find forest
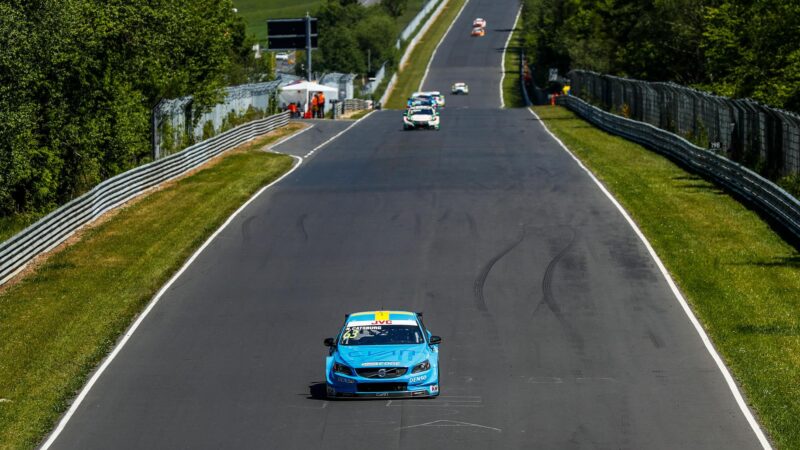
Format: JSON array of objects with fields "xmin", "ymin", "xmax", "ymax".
[
  {"xmin": 0, "ymin": 0, "xmax": 268, "ymax": 217},
  {"xmin": 521, "ymin": 0, "xmax": 800, "ymax": 112}
]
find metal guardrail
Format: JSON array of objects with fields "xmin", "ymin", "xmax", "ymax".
[
  {"xmin": 559, "ymin": 95, "xmax": 800, "ymax": 240},
  {"xmin": 568, "ymin": 70, "xmax": 800, "ymax": 178},
  {"xmin": 0, "ymin": 112, "xmax": 291, "ymax": 285}
]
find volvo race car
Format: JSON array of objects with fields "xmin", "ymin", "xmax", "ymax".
[
  {"xmin": 473, "ymin": 18, "xmax": 486, "ymax": 28},
  {"xmin": 451, "ymin": 82, "xmax": 469, "ymax": 95},
  {"xmin": 403, "ymin": 106, "xmax": 440, "ymax": 130},
  {"xmin": 407, "ymin": 96, "xmax": 437, "ymax": 110},
  {"xmin": 412, "ymin": 91, "xmax": 445, "ymax": 108},
  {"xmin": 471, "ymin": 27, "xmax": 485, "ymax": 37},
  {"xmin": 324, "ymin": 311, "xmax": 441, "ymax": 398}
]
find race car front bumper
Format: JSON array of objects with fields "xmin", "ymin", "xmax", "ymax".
[{"xmin": 326, "ymin": 371, "xmax": 439, "ymax": 399}]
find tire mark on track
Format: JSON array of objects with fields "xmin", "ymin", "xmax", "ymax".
[
  {"xmin": 241, "ymin": 216, "xmax": 257, "ymax": 244},
  {"xmin": 534, "ymin": 227, "xmax": 583, "ymax": 351},
  {"xmin": 296, "ymin": 213, "xmax": 309, "ymax": 242},
  {"xmin": 474, "ymin": 226, "xmax": 526, "ymax": 312},
  {"xmin": 465, "ymin": 212, "xmax": 478, "ymax": 238}
]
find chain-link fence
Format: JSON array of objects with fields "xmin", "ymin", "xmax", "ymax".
[
  {"xmin": 153, "ymin": 80, "xmax": 284, "ymax": 159},
  {"xmin": 568, "ymin": 70, "xmax": 800, "ymax": 179}
]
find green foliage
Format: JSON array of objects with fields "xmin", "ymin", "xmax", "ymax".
[
  {"xmin": 314, "ymin": 0, "xmax": 399, "ymax": 75},
  {"xmin": 383, "ymin": 0, "xmax": 409, "ymax": 17},
  {"xmin": 0, "ymin": 0, "xmax": 266, "ymax": 219},
  {"xmin": 521, "ymin": 0, "xmax": 800, "ymax": 111}
]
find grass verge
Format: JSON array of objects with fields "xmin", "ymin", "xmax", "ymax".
[
  {"xmin": 502, "ymin": 15, "xmax": 524, "ymax": 108},
  {"xmin": 385, "ymin": 0, "xmax": 467, "ymax": 109},
  {"xmin": 0, "ymin": 124, "xmax": 302, "ymax": 449},
  {"xmin": 533, "ymin": 105, "xmax": 800, "ymax": 448}
]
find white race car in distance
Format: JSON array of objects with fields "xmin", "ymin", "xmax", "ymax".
[
  {"xmin": 451, "ymin": 83, "xmax": 469, "ymax": 95},
  {"xmin": 404, "ymin": 106, "xmax": 440, "ymax": 130},
  {"xmin": 473, "ymin": 18, "xmax": 486, "ymax": 28}
]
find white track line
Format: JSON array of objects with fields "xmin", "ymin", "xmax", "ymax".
[
  {"xmin": 266, "ymin": 123, "xmax": 315, "ymax": 151},
  {"xmin": 304, "ymin": 111, "xmax": 377, "ymax": 158},
  {"xmin": 527, "ymin": 108, "xmax": 772, "ymax": 449},
  {"xmin": 418, "ymin": 0, "xmax": 470, "ymax": 91},
  {"xmin": 41, "ymin": 112, "xmax": 378, "ymax": 448},
  {"xmin": 499, "ymin": 7, "xmax": 523, "ymax": 108}
]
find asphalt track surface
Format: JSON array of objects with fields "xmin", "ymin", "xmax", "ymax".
[{"xmin": 50, "ymin": 0, "xmax": 764, "ymax": 448}]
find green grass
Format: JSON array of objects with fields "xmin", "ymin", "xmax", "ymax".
[
  {"xmin": 0, "ymin": 124, "xmax": 302, "ymax": 449},
  {"xmin": 234, "ymin": 0, "xmax": 426, "ymax": 41},
  {"xmin": 501, "ymin": 15, "xmax": 524, "ymax": 108},
  {"xmin": 0, "ymin": 213, "xmax": 43, "ymax": 244},
  {"xmin": 234, "ymin": 0, "xmax": 322, "ymax": 40},
  {"xmin": 533, "ymin": 105, "xmax": 800, "ymax": 449},
  {"xmin": 385, "ymin": 0, "xmax": 467, "ymax": 109}
]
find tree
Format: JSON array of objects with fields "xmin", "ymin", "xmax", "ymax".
[{"xmin": 383, "ymin": 0, "xmax": 408, "ymax": 18}]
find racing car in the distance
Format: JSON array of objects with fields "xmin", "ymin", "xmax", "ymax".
[
  {"xmin": 473, "ymin": 18, "xmax": 486, "ymax": 28},
  {"xmin": 403, "ymin": 106, "xmax": 440, "ymax": 130},
  {"xmin": 471, "ymin": 27, "xmax": 485, "ymax": 37},
  {"xmin": 324, "ymin": 311, "xmax": 441, "ymax": 398},
  {"xmin": 451, "ymin": 82, "xmax": 469, "ymax": 95}
]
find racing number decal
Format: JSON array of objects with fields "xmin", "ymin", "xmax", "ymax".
[
  {"xmin": 375, "ymin": 311, "xmax": 390, "ymax": 322},
  {"xmin": 342, "ymin": 327, "xmax": 359, "ymax": 342}
]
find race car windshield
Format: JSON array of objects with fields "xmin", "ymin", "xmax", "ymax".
[
  {"xmin": 413, "ymin": 109, "xmax": 434, "ymax": 116},
  {"xmin": 339, "ymin": 325, "xmax": 425, "ymax": 346}
]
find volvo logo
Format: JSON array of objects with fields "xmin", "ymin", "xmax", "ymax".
[{"xmin": 378, "ymin": 368, "xmax": 387, "ymax": 378}]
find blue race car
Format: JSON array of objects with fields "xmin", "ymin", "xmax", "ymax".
[{"xmin": 324, "ymin": 311, "xmax": 441, "ymax": 398}]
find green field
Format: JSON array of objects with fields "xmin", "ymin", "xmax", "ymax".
[
  {"xmin": 236, "ymin": 0, "xmax": 426, "ymax": 41},
  {"xmin": 234, "ymin": 0, "xmax": 322, "ymax": 39},
  {"xmin": 533, "ymin": 105, "xmax": 800, "ymax": 448}
]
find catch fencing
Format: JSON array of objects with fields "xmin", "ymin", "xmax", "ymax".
[
  {"xmin": 333, "ymin": 99, "xmax": 373, "ymax": 118},
  {"xmin": 559, "ymin": 95, "xmax": 800, "ymax": 241},
  {"xmin": 154, "ymin": 81, "xmax": 283, "ymax": 159},
  {"xmin": 397, "ymin": 0, "xmax": 442, "ymax": 49},
  {"xmin": 568, "ymin": 70, "xmax": 800, "ymax": 178},
  {"xmin": 0, "ymin": 112, "xmax": 291, "ymax": 286}
]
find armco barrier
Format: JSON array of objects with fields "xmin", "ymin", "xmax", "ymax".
[
  {"xmin": 559, "ymin": 96, "xmax": 800, "ymax": 240},
  {"xmin": 0, "ymin": 112, "xmax": 291, "ymax": 285}
]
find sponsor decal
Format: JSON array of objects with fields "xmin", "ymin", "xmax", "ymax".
[
  {"xmin": 409, "ymin": 375, "xmax": 427, "ymax": 383},
  {"xmin": 430, "ymin": 385, "xmax": 439, "ymax": 393},
  {"xmin": 362, "ymin": 361, "xmax": 402, "ymax": 367},
  {"xmin": 336, "ymin": 376, "xmax": 355, "ymax": 384},
  {"xmin": 371, "ymin": 320, "xmax": 392, "ymax": 325},
  {"xmin": 375, "ymin": 311, "xmax": 390, "ymax": 322}
]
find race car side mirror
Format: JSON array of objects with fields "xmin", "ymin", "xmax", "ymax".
[
  {"xmin": 324, "ymin": 337, "xmax": 335, "ymax": 347},
  {"xmin": 429, "ymin": 336, "xmax": 442, "ymax": 345}
]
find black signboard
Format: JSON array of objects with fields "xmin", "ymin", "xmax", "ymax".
[{"xmin": 267, "ymin": 18, "xmax": 318, "ymax": 50}]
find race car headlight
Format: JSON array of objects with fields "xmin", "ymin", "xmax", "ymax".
[
  {"xmin": 404, "ymin": 116, "xmax": 413, "ymax": 124},
  {"xmin": 333, "ymin": 362, "xmax": 353, "ymax": 376},
  {"xmin": 411, "ymin": 360, "xmax": 431, "ymax": 374}
]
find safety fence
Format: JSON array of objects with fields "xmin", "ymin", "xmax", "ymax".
[
  {"xmin": 0, "ymin": 112, "xmax": 291, "ymax": 285},
  {"xmin": 153, "ymin": 81, "xmax": 284, "ymax": 159},
  {"xmin": 568, "ymin": 70, "xmax": 800, "ymax": 179},
  {"xmin": 558, "ymin": 95, "xmax": 800, "ymax": 241},
  {"xmin": 397, "ymin": 0, "xmax": 442, "ymax": 49}
]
